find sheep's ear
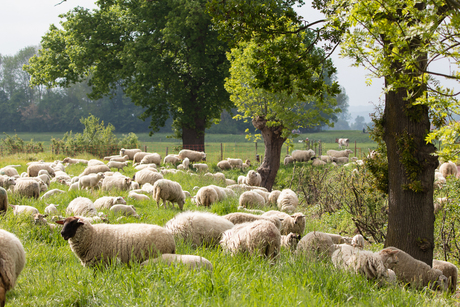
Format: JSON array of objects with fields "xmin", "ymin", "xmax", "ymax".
[
  {"xmin": 77, "ymin": 218, "xmax": 85, "ymax": 224},
  {"xmin": 43, "ymin": 214, "xmax": 48, "ymax": 218},
  {"xmin": 8, "ymin": 204, "xmax": 14, "ymax": 208},
  {"xmin": 55, "ymin": 220, "xmax": 64, "ymax": 225}
]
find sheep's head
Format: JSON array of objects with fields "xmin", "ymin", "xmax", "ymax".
[
  {"xmin": 56, "ymin": 216, "xmax": 86, "ymax": 240},
  {"xmin": 379, "ymin": 248, "xmax": 399, "ymax": 268}
]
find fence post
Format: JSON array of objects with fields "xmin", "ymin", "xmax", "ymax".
[
  {"xmin": 355, "ymin": 140, "xmax": 357, "ymax": 158},
  {"xmin": 220, "ymin": 143, "xmax": 223, "ymax": 161},
  {"xmin": 144, "ymin": 145, "xmax": 147, "ymax": 152},
  {"xmin": 166, "ymin": 147, "xmax": 168, "ymax": 157},
  {"xmin": 319, "ymin": 140, "xmax": 322, "ymax": 157}
]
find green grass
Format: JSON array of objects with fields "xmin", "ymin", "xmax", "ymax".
[{"xmin": 0, "ymin": 154, "xmax": 457, "ymax": 306}]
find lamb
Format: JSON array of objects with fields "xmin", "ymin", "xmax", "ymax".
[
  {"xmin": 66, "ymin": 197, "xmax": 98, "ymax": 217},
  {"xmin": 281, "ymin": 233, "xmax": 302, "ymax": 251},
  {"xmin": 291, "ymin": 149, "xmax": 316, "ymax": 162},
  {"xmin": 326, "ymin": 149, "xmax": 353, "ymax": 158},
  {"xmin": 243, "ymin": 170, "xmax": 262, "ymax": 187},
  {"xmin": 220, "ymin": 220, "xmax": 281, "ymax": 261},
  {"xmin": 268, "ymin": 190, "xmax": 281, "ymax": 205},
  {"xmin": 284, "ymin": 155, "xmax": 294, "ymax": 165},
  {"xmin": 80, "ymin": 165, "xmax": 110, "ymax": 176},
  {"xmin": 11, "ymin": 179, "xmax": 40, "ymax": 199},
  {"xmin": 192, "ymin": 163, "xmax": 208, "ymax": 173},
  {"xmin": 0, "ymin": 167, "xmax": 19, "ymax": 177},
  {"xmin": 78, "ymin": 172, "xmax": 105, "ymax": 191},
  {"xmin": 223, "ymin": 212, "xmax": 282, "ymax": 230},
  {"xmin": 432, "ymin": 259, "xmax": 458, "ymax": 293},
  {"xmin": 181, "ymin": 157, "xmax": 190, "ymax": 169},
  {"xmin": 239, "ymin": 191, "xmax": 266, "ymax": 208},
  {"xmin": 204, "ymin": 172, "xmax": 226, "ymax": 183},
  {"xmin": 332, "ymin": 157, "xmax": 349, "ymax": 165},
  {"xmin": 133, "ymin": 169, "xmax": 164, "ymax": 186},
  {"xmin": 320, "ymin": 155, "xmax": 333, "ymax": 163},
  {"xmin": 107, "ymin": 161, "xmax": 129, "ymax": 172},
  {"xmin": 0, "ymin": 229, "xmax": 26, "ymax": 307},
  {"xmin": 386, "ymin": 247, "xmax": 448, "ymax": 291},
  {"xmin": 164, "ymin": 154, "xmax": 181, "ymax": 165},
  {"xmin": 152, "ymin": 179, "xmax": 185, "ymax": 210},
  {"xmin": 434, "ymin": 171, "xmax": 446, "ymax": 189},
  {"xmin": 40, "ymin": 189, "xmax": 65, "ymax": 200},
  {"xmin": 9, "ymin": 204, "xmax": 39, "ymax": 216},
  {"xmin": 135, "ymin": 164, "xmax": 157, "ymax": 171},
  {"xmin": 165, "ymin": 211, "xmax": 234, "ymax": 247},
  {"xmin": 56, "ymin": 216, "xmax": 175, "ymax": 267},
  {"xmin": 141, "ymin": 254, "xmax": 213, "ymax": 271},
  {"xmin": 101, "ymin": 176, "xmax": 132, "ymax": 191},
  {"xmin": 87, "ymin": 159, "xmax": 105, "ymax": 167},
  {"xmin": 276, "ymin": 189, "xmax": 299, "ymax": 213},
  {"xmin": 94, "ymin": 196, "xmax": 127, "ymax": 210},
  {"xmin": 351, "ymin": 234, "xmax": 365, "ymax": 249},
  {"xmin": 336, "ymin": 138, "xmax": 349, "ymax": 149},
  {"xmin": 62, "ymin": 157, "xmax": 88, "ymax": 165},
  {"xmin": 311, "ymin": 157, "xmax": 327, "ymax": 166},
  {"xmin": 439, "ymin": 161, "xmax": 458, "ymax": 179},
  {"xmin": 33, "ymin": 213, "xmax": 57, "ymax": 230},
  {"xmin": 226, "ymin": 158, "xmax": 243, "ymax": 169},
  {"xmin": 44, "ymin": 204, "xmax": 59, "ymax": 215},
  {"xmin": 252, "ymin": 189, "xmax": 270, "ymax": 203},
  {"xmin": 195, "ymin": 186, "xmax": 219, "ymax": 207},
  {"xmin": 109, "ymin": 155, "xmax": 129, "ymax": 162},
  {"xmin": 128, "ymin": 190, "xmax": 151, "ymax": 201},
  {"xmin": 120, "ymin": 148, "xmax": 142, "ymax": 160},
  {"xmin": 140, "ymin": 153, "xmax": 162, "ymax": 165},
  {"xmin": 262, "ymin": 211, "xmax": 306, "ymax": 235},
  {"xmin": 110, "ymin": 204, "xmax": 140, "ymax": 218},
  {"xmin": 178, "ymin": 149, "xmax": 206, "ymax": 162},
  {"xmin": 27, "ymin": 163, "xmax": 56, "ymax": 177},
  {"xmin": 0, "ymin": 188, "xmax": 7, "ymax": 213},
  {"xmin": 217, "ymin": 160, "xmax": 232, "ymax": 170},
  {"xmin": 0, "ymin": 176, "xmax": 16, "ymax": 190},
  {"xmin": 225, "ymin": 179, "xmax": 236, "ymax": 185},
  {"xmin": 296, "ymin": 231, "xmax": 335, "ymax": 261}
]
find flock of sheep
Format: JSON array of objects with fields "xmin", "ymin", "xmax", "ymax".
[{"xmin": 0, "ymin": 145, "xmax": 458, "ymax": 305}]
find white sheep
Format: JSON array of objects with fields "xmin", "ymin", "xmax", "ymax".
[
  {"xmin": 311, "ymin": 157, "xmax": 327, "ymax": 166},
  {"xmin": 195, "ymin": 186, "xmax": 219, "ymax": 207},
  {"xmin": 62, "ymin": 157, "xmax": 88, "ymax": 165},
  {"xmin": 244, "ymin": 170, "xmax": 262, "ymax": 187},
  {"xmin": 140, "ymin": 153, "xmax": 162, "ymax": 165},
  {"xmin": 181, "ymin": 157, "xmax": 190, "ymax": 169},
  {"xmin": 101, "ymin": 176, "xmax": 132, "ymax": 191},
  {"xmin": 439, "ymin": 161, "xmax": 458, "ymax": 179},
  {"xmin": 239, "ymin": 191, "xmax": 266, "ymax": 208},
  {"xmin": 87, "ymin": 159, "xmax": 105, "ymax": 167},
  {"xmin": 9, "ymin": 204, "xmax": 39, "ymax": 216},
  {"xmin": 326, "ymin": 149, "xmax": 353, "ymax": 158},
  {"xmin": 110, "ymin": 204, "xmax": 140, "ymax": 218},
  {"xmin": 223, "ymin": 212, "xmax": 282, "ymax": 230},
  {"xmin": 320, "ymin": 155, "xmax": 333, "ymax": 163},
  {"xmin": 0, "ymin": 187, "xmax": 7, "ymax": 213},
  {"xmin": 120, "ymin": 148, "xmax": 142, "ymax": 160},
  {"xmin": 94, "ymin": 196, "xmax": 127, "ymax": 210},
  {"xmin": 0, "ymin": 229, "xmax": 26, "ymax": 307},
  {"xmin": 133, "ymin": 169, "xmax": 164, "ymax": 186},
  {"xmin": 11, "ymin": 179, "xmax": 40, "ymax": 199},
  {"xmin": 178, "ymin": 149, "xmax": 206, "ymax": 162},
  {"xmin": 0, "ymin": 176, "xmax": 16, "ymax": 190},
  {"xmin": 217, "ymin": 160, "xmax": 232, "ymax": 170},
  {"xmin": 291, "ymin": 149, "xmax": 316, "ymax": 162},
  {"xmin": 164, "ymin": 154, "xmax": 181, "ymax": 165},
  {"xmin": 332, "ymin": 157, "xmax": 349, "ymax": 165},
  {"xmin": 281, "ymin": 233, "xmax": 302, "ymax": 251},
  {"xmin": 66, "ymin": 197, "xmax": 98, "ymax": 217},
  {"xmin": 165, "ymin": 211, "xmax": 234, "ymax": 247},
  {"xmin": 268, "ymin": 190, "xmax": 281, "ymax": 205},
  {"xmin": 434, "ymin": 171, "xmax": 446, "ymax": 189},
  {"xmin": 226, "ymin": 158, "xmax": 243, "ymax": 169},
  {"xmin": 0, "ymin": 167, "xmax": 19, "ymax": 177},
  {"xmin": 192, "ymin": 163, "xmax": 208, "ymax": 173},
  {"xmin": 44, "ymin": 204, "xmax": 59, "ymax": 215},
  {"xmin": 27, "ymin": 163, "xmax": 56, "ymax": 177},
  {"xmin": 109, "ymin": 155, "xmax": 129, "ymax": 162},
  {"xmin": 16, "ymin": 177, "xmax": 48, "ymax": 193},
  {"xmin": 56, "ymin": 216, "xmax": 175, "ymax": 267},
  {"xmin": 78, "ymin": 172, "xmax": 105, "ymax": 191},
  {"xmin": 141, "ymin": 254, "xmax": 213, "ymax": 271},
  {"xmin": 33, "ymin": 213, "xmax": 57, "ymax": 230},
  {"xmin": 284, "ymin": 155, "xmax": 294, "ymax": 165},
  {"xmin": 152, "ymin": 179, "xmax": 185, "ymax": 210},
  {"xmin": 276, "ymin": 189, "xmax": 299, "ymax": 213},
  {"xmin": 220, "ymin": 220, "xmax": 281, "ymax": 261},
  {"xmin": 107, "ymin": 161, "xmax": 129, "ymax": 171},
  {"xmin": 336, "ymin": 138, "xmax": 349, "ymax": 149},
  {"xmin": 296, "ymin": 231, "xmax": 335, "ymax": 261},
  {"xmin": 135, "ymin": 164, "xmax": 157, "ymax": 171},
  {"xmin": 128, "ymin": 191, "xmax": 151, "ymax": 201},
  {"xmin": 262, "ymin": 211, "xmax": 306, "ymax": 235},
  {"xmin": 40, "ymin": 189, "xmax": 65, "ymax": 200},
  {"xmin": 80, "ymin": 165, "xmax": 110, "ymax": 176},
  {"xmin": 432, "ymin": 259, "xmax": 458, "ymax": 293}
]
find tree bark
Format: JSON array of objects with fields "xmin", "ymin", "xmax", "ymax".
[
  {"xmin": 383, "ymin": 86, "xmax": 438, "ymax": 265},
  {"xmin": 182, "ymin": 116, "xmax": 205, "ymax": 152},
  {"xmin": 253, "ymin": 116, "xmax": 286, "ymax": 191}
]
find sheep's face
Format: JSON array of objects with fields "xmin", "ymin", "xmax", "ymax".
[
  {"xmin": 57, "ymin": 217, "xmax": 85, "ymax": 240},
  {"xmin": 379, "ymin": 249, "xmax": 399, "ymax": 268},
  {"xmin": 116, "ymin": 197, "xmax": 127, "ymax": 205}
]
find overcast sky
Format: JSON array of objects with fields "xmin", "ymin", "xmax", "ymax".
[{"xmin": 2, "ymin": 1, "xmax": 456, "ymax": 111}]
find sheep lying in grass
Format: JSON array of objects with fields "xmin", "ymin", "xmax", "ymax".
[
  {"xmin": 152, "ymin": 179, "xmax": 185, "ymax": 210},
  {"xmin": 262, "ymin": 211, "xmax": 306, "ymax": 235},
  {"xmin": 432, "ymin": 259, "xmax": 458, "ymax": 293},
  {"xmin": 220, "ymin": 220, "xmax": 281, "ymax": 261},
  {"xmin": 326, "ymin": 149, "xmax": 353, "ymax": 158},
  {"xmin": 9, "ymin": 204, "xmax": 39, "ymax": 216},
  {"xmin": 343, "ymin": 248, "xmax": 400, "ymax": 282},
  {"xmin": 217, "ymin": 160, "xmax": 232, "ymax": 170},
  {"xmin": 239, "ymin": 191, "xmax": 266, "ymax": 208},
  {"xmin": 276, "ymin": 189, "xmax": 299, "ymax": 213},
  {"xmin": 165, "ymin": 211, "xmax": 234, "ymax": 247},
  {"xmin": 0, "ymin": 229, "xmax": 26, "ymax": 307},
  {"xmin": 296, "ymin": 231, "xmax": 335, "ymax": 261},
  {"xmin": 110, "ymin": 205, "xmax": 140, "ymax": 218},
  {"xmin": 33, "ymin": 213, "xmax": 57, "ymax": 230},
  {"xmin": 27, "ymin": 163, "xmax": 56, "ymax": 177},
  {"xmin": 44, "ymin": 204, "xmax": 59, "ymax": 215},
  {"xmin": 128, "ymin": 191, "xmax": 151, "ymax": 201},
  {"xmin": 223, "ymin": 212, "xmax": 281, "ymax": 230},
  {"xmin": 109, "ymin": 155, "xmax": 129, "ymax": 162},
  {"xmin": 281, "ymin": 233, "xmax": 302, "ymax": 251},
  {"xmin": 40, "ymin": 188, "xmax": 65, "ymax": 200},
  {"xmin": 227, "ymin": 158, "xmax": 243, "ymax": 169},
  {"xmin": 178, "ymin": 149, "xmax": 206, "ymax": 162},
  {"xmin": 141, "ymin": 254, "xmax": 213, "ymax": 271},
  {"xmin": 386, "ymin": 247, "xmax": 448, "ymax": 291},
  {"xmin": 0, "ymin": 187, "xmax": 8, "ymax": 213},
  {"xmin": 238, "ymin": 170, "xmax": 262, "ymax": 187},
  {"xmin": 133, "ymin": 169, "xmax": 164, "ymax": 186},
  {"xmin": 140, "ymin": 153, "xmax": 162, "ymax": 165},
  {"xmin": 66, "ymin": 197, "xmax": 98, "ymax": 217},
  {"xmin": 268, "ymin": 190, "xmax": 281, "ymax": 205},
  {"xmin": 101, "ymin": 176, "xmax": 132, "ymax": 191},
  {"xmin": 94, "ymin": 196, "xmax": 126, "ymax": 210},
  {"xmin": 63, "ymin": 157, "xmax": 89, "ymax": 165},
  {"xmin": 56, "ymin": 216, "xmax": 175, "ymax": 267}
]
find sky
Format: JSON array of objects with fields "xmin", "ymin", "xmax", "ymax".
[{"xmin": 1, "ymin": 1, "xmax": 457, "ymax": 118}]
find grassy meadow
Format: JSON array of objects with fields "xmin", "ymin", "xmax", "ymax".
[{"xmin": 0, "ymin": 146, "xmax": 459, "ymax": 306}]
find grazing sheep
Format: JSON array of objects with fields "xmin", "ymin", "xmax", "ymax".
[
  {"xmin": 220, "ymin": 220, "xmax": 281, "ymax": 261},
  {"xmin": 164, "ymin": 155, "xmax": 181, "ymax": 165},
  {"xmin": 152, "ymin": 179, "xmax": 185, "ymax": 210},
  {"xmin": 281, "ymin": 233, "xmax": 302, "ymax": 251},
  {"xmin": 225, "ymin": 179, "xmax": 236, "ymax": 186},
  {"xmin": 311, "ymin": 157, "xmax": 327, "ymax": 166},
  {"xmin": 66, "ymin": 197, "xmax": 98, "ymax": 217},
  {"xmin": 0, "ymin": 176, "xmax": 16, "ymax": 190},
  {"xmin": 80, "ymin": 165, "xmax": 110, "ymax": 176},
  {"xmin": 0, "ymin": 167, "xmax": 19, "ymax": 177},
  {"xmin": 432, "ymin": 259, "xmax": 458, "ymax": 293},
  {"xmin": 11, "ymin": 179, "xmax": 40, "ymax": 199},
  {"xmin": 336, "ymin": 138, "xmax": 349, "ymax": 149},
  {"xmin": 252, "ymin": 189, "xmax": 270, "ymax": 203},
  {"xmin": 56, "ymin": 216, "xmax": 175, "ymax": 267},
  {"xmin": 133, "ymin": 169, "xmax": 164, "ymax": 186},
  {"xmin": 87, "ymin": 159, "xmax": 105, "ymax": 167},
  {"xmin": 0, "ymin": 229, "xmax": 26, "ymax": 307},
  {"xmin": 27, "ymin": 163, "xmax": 56, "ymax": 178},
  {"xmin": 276, "ymin": 189, "xmax": 299, "ymax": 213},
  {"xmin": 326, "ymin": 149, "xmax": 353, "ymax": 158},
  {"xmin": 140, "ymin": 153, "xmax": 162, "ymax": 165},
  {"xmin": 296, "ymin": 231, "xmax": 335, "ymax": 261},
  {"xmin": 78, "ymin": 173, "xmax": 105, "ymax": 191},
  {"xmin": 62, "ymin": 157, "xmax": 88, "ymax": 165},
  {"xmin": 94, "ymin": 196, "xmax": 127, "ymax": 210},
  {"xmin": 195, "ymin": 186, "xmax": 219, "ymax": 207},
  {"xmin": 239, "ymin": 191, "xmax": 266, "ymax": 208},
  {"xmin": 0, "ymin": 187, "xmax": 7, "ymax": 214},
  {"xmin": 101, "ymin": 176, "xmax": 132, "ymax": 191},
  {"xmin": 107, "ymin": 161, "xmax": 129, "ymax": 172},
  {"xmin": 262, "ymin": 211, "xmax": 306, "ymax": 235},
  {"xmin": 120, "ymin": 148, "xmax": 142, "ymax": 160},
  {"xmin": 268, "ymin": 190, "xmax": 281, "ymax": 205},
  {"xmin": 9, "ymin": 204, "xmax": 39, "ymax": 216},
  {"xmin": 291, "ymin": 149, "xmax": 316, "ymax": 162},
  {"xmin": 109, "ymin": 155, "xmax": 129, "ymax": 162},
  {"xmin": 128, "ymin": 191, "xmax": 151, "ymax": 201},
  {"xmin": 141, "ymin": 254, "xmax": 213, "ymax": 271},
  {"xmin": 217, "ymin": 160, "xmax": 232, "ymax": 170},
  {"xmin": 44, "ymin": 204, "xmax": 59, "ymax": 215},
  {"xmin": 110, "ymin": 205, "xmax": 140, "ymax": 218},
  {"xmin": 439, "ymin": 161, "xmax": 458, "ymax": 179},
  {"xmin": 135, "ymin": 164, "xmax": 157, "ymax": 171},
  {"xmin": 386, "ymin": 247, "xmax": 448, "ymax": 291},
  {"xmin": 165, "ymin": 211, "xmax": 234, "ymax": 247},
  {"xmin": 178, "ymin": 149, "xmax": 206, "ymax": 162},
  {"xmin": 237, "ymin": 206, "xmax": 265, "ymax": 214},
  {"xmin": 16, "ymin": 177, "xmax": 48, "ymax": 193},
  {"xmin": 284, "ymin": 155, "xmax": 294, "ymax": 165},
  {"xmin": 192, "ymin": 163, "xmax": 208, "ymax": 173},
  {"xmin": 331, "ymin": 243, "xmax": 359, "ymax": 268},
  {"xmin": 223, "ymin": 212, "xmax": 281, "ymax": 230},
  {"xmin": 132, "ymin": 152, "xmax": 151, "ymax": 163},
  {"xmin": 320, "ymin": 155, "xmax": 333, "ymax": 163},
  {"xmin": 227, "ymin": 158, "xmax": 243, "ymax": 169},
  {"xmin": 40, "ymin": 189, "xmax": 65, "ymax": 200}
]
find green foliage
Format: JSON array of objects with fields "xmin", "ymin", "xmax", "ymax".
[
  {"xmin": 396, "ymin": 131, "xmax": 424, "ymax": 192},
  {"xmin": 1, "ymin": 133, "xmax": 44, "ymax": 154}
]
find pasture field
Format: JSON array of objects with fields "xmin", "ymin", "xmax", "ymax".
[{"xmin": 0, "ymin": 152, "xmax": 457, "ymax": 306}]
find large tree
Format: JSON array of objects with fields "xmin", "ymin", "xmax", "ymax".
[{"xmin": 25, "ymin": 0, "xmax": 232, "ymax": 150}]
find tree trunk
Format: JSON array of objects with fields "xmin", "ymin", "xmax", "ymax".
[
  {"xmin": 383, "ymin": 86, "xmax": 438, "ymax": 265},
  {"xmin": 252, "ymin": 116, "xmax": 286, "ymax": 191},
  {"xmin": 182, "ymin": 116, "xmax": 205, "ymax": 152}
]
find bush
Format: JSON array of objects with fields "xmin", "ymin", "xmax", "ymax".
[{"xmin": 1, "ymin": 133, "xmax": 44, "ymax": 154}]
